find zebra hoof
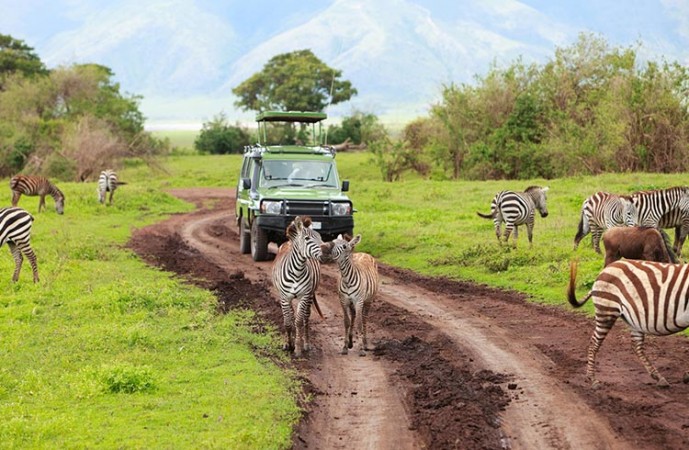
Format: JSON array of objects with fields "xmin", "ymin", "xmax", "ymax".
[
  {"xmin": 347, "ymin": 340, "xmax": 353, "ymax": 349},
  {"xmin": 358, "ymin": 349, "xmax": 366, "ymax": 357},
  {"xmin": 657, "ymin": 378, "xmax": 670, "ymax": 388},
  {"xmin": 340, "ymin": 348, "xmax": 348, "ymax": 355},
  {"xmin": 683, "ymin": 372, "xmax": 689, "ymax": 384},
  {"xmin": 589, "ymin": 379, "xmax": 601, "ymax": 390}
]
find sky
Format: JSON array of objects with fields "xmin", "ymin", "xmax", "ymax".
[{"xmin": 1, "ymin": 0, "xmax": 688, "ymax": 128}]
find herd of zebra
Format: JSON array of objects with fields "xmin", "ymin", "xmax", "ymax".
[
  {"xmin": 479, "ymin": 184, "xmax": 689, "ymax": 387},
  {"xmin": 0, "ymin": 170, "xmax": 125, "ymax": 284},
  {"xmin": 271, "ymin": 216, "xmax": 380, "ymax": 358}
]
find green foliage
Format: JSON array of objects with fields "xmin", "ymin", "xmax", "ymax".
[
  {"xmin": 0, "ymin": 34, "xmax": 48, "ymax": 88},
  {"xmin": 232, "ymin": 49, "xmax": 357, "ymax": 112},
  {"xmin": 415, "ymin": 33, "xmax": 689, "ymax": 180},
  {"xmin": 195, "ymin": 113, "xmax": 251, "ymax": 154},
  {"xmin": 100, "ymin": 364, "xmax": 156, "ymax": 394},
  {"xmin": 327, "ymin": 111, "xmax": 382, "ymax": 145}
]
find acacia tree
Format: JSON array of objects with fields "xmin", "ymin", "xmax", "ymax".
[{"xmin": 232, "ymin": 49, "xmax": 357, "ymax": 112}]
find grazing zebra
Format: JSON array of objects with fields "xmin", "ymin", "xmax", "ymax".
[
  {"xmin": 10, "ymin": 175, "xmax": 65, "ymax": 215},
  {"xmin": 0, "ymin": 207, "xmax": 39, "ymax": 283},
  {"xmin": 272, "ymin": 216, "xmax": 322, "ymax": 357},
  {"xmin": 98, "ymin": 170, "xmax": 125, "ymax": 205},
  {"xmin": 629, "ymin": 187, "xmax": 689, "ymax": 258},
  {"xmin": 573, "ymin": 192, "xmax": 637, "ymax": 253},
  {"xmin": 322, "ymin": 234, "xmax": 380, "ymax": 356},
  {"xmin": 477, "ymin": 186, "xmax": 549, "ymax": 246},
  {"xmin": 568, "ymin": 259, "xmax": 689, "ymax": 387}
]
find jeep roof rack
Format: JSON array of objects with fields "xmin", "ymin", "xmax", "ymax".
[{"xmin": 256, "ymin": 111, "xmax": 327, "ymax": 123}]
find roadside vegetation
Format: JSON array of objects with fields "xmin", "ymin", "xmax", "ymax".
[{"xmin": 0, "ymin": 165, "xmax": 299, "ymax": 448}]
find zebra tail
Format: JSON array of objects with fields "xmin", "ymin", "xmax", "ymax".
[
  {"xmin": 115, "ymin": 181, "xmax": 128, "ymax": 186},
  {"xmin": 476, "ymin": 211, "xmax": 493, "ymax": 219},
  {"xmin": 573, "ymin": 214, "xmax": 588, "ymax": 245},
  {"xmin": 659, "ymin": 228, "xmax": 679, "ymax": 263},
  {"xmin": 567, "ymin": 260, "xmax": 593, "ymax": 308},
  {"xmin": 312, "ymin": 295, "xmax": 325, "ymax": 320}
]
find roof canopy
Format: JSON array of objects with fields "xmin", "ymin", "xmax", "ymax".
[{"xmin": 256, "ymin": 111, "xmax": 327, "ymax": 123}]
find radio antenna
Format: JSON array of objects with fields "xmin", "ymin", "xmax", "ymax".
[{"xmin": 324, "ymin": 40, "xmax": 343, "ymax": 146}]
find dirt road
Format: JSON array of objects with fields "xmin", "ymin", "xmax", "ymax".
[{"xmin": 129, "ymin": 188, "xmax": 689, "ymax": 449}]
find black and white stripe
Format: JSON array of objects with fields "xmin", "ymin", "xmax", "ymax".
[
  {"xmin": 10, "ymin": 174, "xmax": 64, "ymax": 214},
  {"xmin": 0, "ymin": 207, "xmax": 39, "ymax": 283},
  {"xmin": 271, "ymin": 216, "xmax": 322, "ymax": 357},
  {"xmin": 477, "ymin": 185, "xmax": 549, "ymax": 246},
  {"xmin": 630, "ymin": 186, "xmax": 689, "ymax": 257},
  {"xmin": 568, "ymin": 259, "xmax": 689, "ymax": 387},
  {"xmin": 322, "ymin": 234, "xmax": 380, "ymax": 356},
  {"xmin": 573, "ymin": 192, "xmax": 636, "ymax": 253},
  {"xmin": 98, "ymin": 170, "xmax": 123, "ymax": 205}
]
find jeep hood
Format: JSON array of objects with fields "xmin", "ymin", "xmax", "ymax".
[{"xmin": 261, "ymin": 186, "xmax": 349, "ymax": 201}]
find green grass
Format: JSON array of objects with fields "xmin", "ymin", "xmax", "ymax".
[
  {"xmin": 151, "ymin": 130, "xmax": 200, "ymax": 153},
  {"xmin": 1, "ymin": 151, "xmax": 685, "ymax": 447},
  {"xmin": 0, "ymin": 175, "xmax": 298, "ymax": 448}
]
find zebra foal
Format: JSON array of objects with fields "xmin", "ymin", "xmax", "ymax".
[
  {"xmin": 98, "ymin": 170, "xmax": 126, "ymax": 205},
  {"xmin": 573, "ymin": 192, "xmax": 636, "ymax": 253},
  {"xmin": 10, "ymin": 174, "xmax": 65, "ymax": 215},
  {"xmin": 322, "ymin": 234, "xmax": 379, "ymax": 356},
  {"xmin": 0, "ymin": 207, "xmax": 39, "ymax": 283},
  {"xmin": 477, "ymin": 185, "xmax": 549, "ymax": 246},
  {"xmin": 271, "ymin": 216, "xmax": 322, "ymax": 357},
  {"xmin": 568, "ymin": 259, "xmax": 689, "ymax": 388}
]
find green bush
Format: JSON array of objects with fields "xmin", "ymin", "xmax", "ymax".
[{"xmin": 195, "ymin": 113, "xmax": 251, "ymax": 154}]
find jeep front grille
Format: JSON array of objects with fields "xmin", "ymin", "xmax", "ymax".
[{"xmin": 285, "ymin": 200, "xmax": 329, "ymax": 216}]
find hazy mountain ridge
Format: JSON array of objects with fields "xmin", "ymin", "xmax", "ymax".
[{"xmin": 1, "ymin": 0, "xmax": 687, "ymax": 125}]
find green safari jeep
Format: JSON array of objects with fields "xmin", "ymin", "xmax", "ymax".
[{"xmin": 235, "ymin": 111, "xmax": 354, "ymax": 261}]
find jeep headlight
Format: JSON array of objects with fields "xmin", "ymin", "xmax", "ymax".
[
  {"xmin": 331, "ymin": 202, "xmax": 351, "ymax": 216},
  {"xmin": 261, "ymin": 200, "xmax": 283, "ymax": 214}
]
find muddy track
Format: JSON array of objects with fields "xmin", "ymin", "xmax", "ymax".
[{"xmin": 129, "ymin": 188, "xmax": 689, "ymax": 449}]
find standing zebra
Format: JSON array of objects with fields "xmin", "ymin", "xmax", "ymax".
[
  {"xmin": 272, "ymin": 216, "xmax": 322, "ymax": 357},
  {"xmin": 573, "ymin": 192, "xmax": 637, "ymax": 253},
  {"xmin": 477, "ymin": 186, "xmax": 549, "ymax": 246},
  {"xmin": 98, "ymin": 170, "xmax": 126, "ymax": 205},
  {"xmin": 10, "ymin": 175, "xmax": 65, "ymax": 215},
  {"xmin": 322, "ymin": 234, "xmax": 380, "ymax": 356},
  {"xmin": 568, "ymin": 259, "xmax": 689, "ymax": 387},
  {"xmin": 657, "ymin": 208, "xmax": 689, "ymax": 256},
  {"xmin": 0, "ymin": 207, "xmax": 39, "ymax": 283}
]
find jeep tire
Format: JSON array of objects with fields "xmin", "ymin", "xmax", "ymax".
[
  {"xmin": 239, "ymin": 217, "xmax": 251, "ymax": 254},
  {"xmin": 251, "ymin": 220, "xmax": 269, "ymax": 261}
]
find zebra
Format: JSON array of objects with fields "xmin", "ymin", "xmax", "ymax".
[
  {"xmin": 322, "ymin": 234, "xmax": 380, "ymax": 356},
  {"xmin": 629, "ymin": 186, "xmax": 689, "ymax": 258},
  {"xmin": 0, "ymin": 207, "xmax": 39, "ymax": 283},
  {"xmin": 476, "ymin": 185, "xmax": 549, "ymax": 246},
  {"xmin": 271, "ymin": 215, "xmax": 322, "ymax": 357},
  {"xmin": 98, "ymin": 170, "xmax": 126, "ymax": 205},
  {"xmin": 10, "ymin": 175, "xmax": 65, "ymax": 215},
  {"xmin": 568, "ymin": 259, "xmax": 689, "ymax": 388},
  {"xmin": 573, "ymin": 192, "xmax": 637, "ymax": 253},
  {"xmin": 657, "ymin": 208, "xmax": 689, "ymax": 257}
]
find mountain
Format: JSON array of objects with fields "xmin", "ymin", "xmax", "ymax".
[{"xmin": 1, "ymin": 0, "xmax": 687, "ymax": 127}]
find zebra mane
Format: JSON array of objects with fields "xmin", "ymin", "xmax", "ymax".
[{"xmin": 524, "ymin": 185, "xmax": 543, "ymax": 193}]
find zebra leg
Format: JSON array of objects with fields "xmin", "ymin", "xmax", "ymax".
[
  {"xmin": 585, "ymin": 315, "xmax": 617, "ymax": 388},
  {"xmin": 19, "ymin": 242, "xmax": 39, "ymax": 283},
  {"xmin": 293, "ymin": 299, "xmax": 310, "ymax": 358},
  {"xmin": 355, "ymin": 300, "xmax": 370, "ymax": 356},
  {"xmin": 280, "ymin": 299, "xmax": 295, "ymax": 353},
  {"xmin": 340, "ymin": 298, "xmax": 352, "ymax": 354},
  {"xmin": 39, "ymin": 195, "xmax": 46, "ymax": 212},
  {"xmin": 503, "ymin": 224, "xmax": 514, "ymax": 246},
  {"xmin": 526, "ymin": 223, "xmax": 535, "ymax": 247},
  {"xmin": 109, "ymin": 190, "xmax": 114, "ymax": 205},
  {"xmin": 493, "ymin": 219, "xmax": 502, "ymax": 243},
  {"xmin": 630, "ymin": 330, "xmax": 669, "ymax": 387},
  {"xmin": 8, "ymin": 242, "xmax": 23, "ymax": 282},
  {"xmin": 302, "ymin": 298, "xmax": 313, "ymax": 352},
  {"xmin": 11, "ymin": 191, "xmax": 20, "ymax": 207},
  {"xmin": 592, "ymin": 226, "xmax": 603, "ymax": 254}
]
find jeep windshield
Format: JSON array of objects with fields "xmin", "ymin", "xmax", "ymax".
[{"xmin": 260, "ymin": 160, "xmax": 338, "ymax": 188}]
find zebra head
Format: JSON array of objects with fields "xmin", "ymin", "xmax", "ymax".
[
  {"xmin": 322, "ymin": 234, "xmax": 361, "ymax": 264},
  {"xmin": 619, "ymin": 196, "xmax": 638, "ymax": 226},
  {"xmin": 527, "ymin": 186, "xmax": 549, "ymax": 218},
  {"xmin": 55, "ymin": 194, "xmax": 65, "ymax": 215},
  {"xmin": 287, "ymin": 216, "xmax": 322, "ymax": 260}
]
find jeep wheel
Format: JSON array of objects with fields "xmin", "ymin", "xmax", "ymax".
[
  {"xmin": 251, "ymin": 221, "xmax": 269, "ymax": 261},
  {"xmin": 239, "ymin": 218, "xmax": 251, "ymax": 254}
]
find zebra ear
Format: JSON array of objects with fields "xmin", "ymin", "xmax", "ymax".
[
  {"xmin": 350, "ymin": 234, "xmax": 362, "ymax": 246},
  {"xmin": 542, "ymin": 186, "xmax": 550, "ymax": 192},
  {"xmin": 337, "ymin": 234, "xmax": 343, "ymax": 240}
]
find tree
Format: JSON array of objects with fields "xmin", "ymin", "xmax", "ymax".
[
  {"xmin": 0, "ymin": 34, "xmax": 48, "ymax": 89},
  {"xmin": 232, "ymin": 49, "xmax": 357, "ymax": 113},
  {"xmin": 195, "ymin": 113, "xmax": 251, "ymax": 154}
]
